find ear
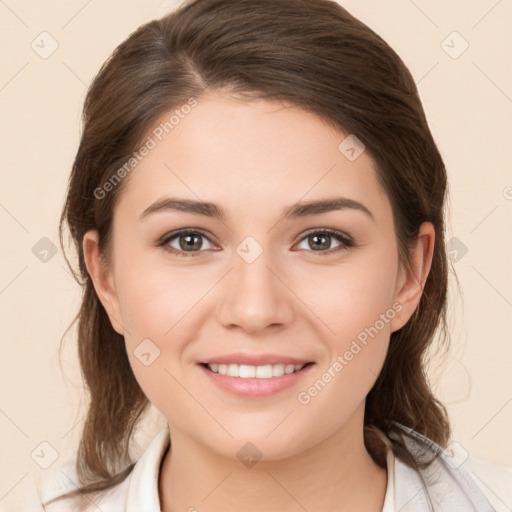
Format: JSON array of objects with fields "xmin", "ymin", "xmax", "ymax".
[
  {"xmin": 82, "ymin": 230, "xmax": 125, "ymax": 335},
  {"xmin": 390, "ymin": 222, "xmax": 435, "ymax": 333}
]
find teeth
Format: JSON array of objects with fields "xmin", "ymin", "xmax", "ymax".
[{"xmin": 207, "ymin": 363, "xmax": 306, "ymax": 378}]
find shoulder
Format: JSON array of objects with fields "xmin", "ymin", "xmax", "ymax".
[
  {"xmin": 0, "ymin": 462, "xmax": 129, "ymax": 512},
  {"xmin": 39, "ymin": 462, "xmax": 131, "ymax": 512},
  {"xmin": 462, "ymin": 454, "xmax": 512, "ymax": 512},
  {"xmin": 38, "ymin": 426, "xmax": 170, "ymax": 512},
  {"xmin": 381, "ymin": 423, "xmax": 512, "ymax": 511}
]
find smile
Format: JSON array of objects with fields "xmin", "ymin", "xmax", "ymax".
[
  {"xmin": 205, "ymin": 363, "xmax": 307, "ymax": 378},
  {"xmin": 198, "ymin": 361, "xmax": 314, "ymax": 397}
]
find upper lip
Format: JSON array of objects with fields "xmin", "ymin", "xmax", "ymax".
[{"xmin": 200, "ymin": 353, "xmax": 313, "ymax": 366}]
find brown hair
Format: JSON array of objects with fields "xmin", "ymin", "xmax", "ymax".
[{"xmin": 49, "ymin": 0, "xmax": 450, "ymax": 507}]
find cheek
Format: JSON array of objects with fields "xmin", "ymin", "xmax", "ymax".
[
  {"xmin": 333, "ymin": 268, "xmax": 398, "ymax": 348},
  {"xmin": 293, "ymin": 270, "xmax": 398, "ymax": 441},
  {"xmin": 301, "ymin": 245, "xmax": 399, "ymax": 347},
  {"xmin": 112, "ymin": 258, "xmax": 216, "ymax": 406},
  {"xmin": 114, "ymin": 254, "xmax": 210, "ymax": 338},
  {"xmin": 296, "ymin": 248, "xmax": 398, "ymax": 400}
]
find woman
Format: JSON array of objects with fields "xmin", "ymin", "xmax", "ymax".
[{"xmin": 35, "ymin": 0, "xmax": 511, "ymax": 510}]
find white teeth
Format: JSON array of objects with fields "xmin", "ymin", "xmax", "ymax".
[
  {"xmin": 284, "ymin": 364, "xmax": 295, "ymax": 374},
  {"xmin": 239, "ymin": 365, "xmax": 256, "ymax": 378},
  {"xmin": 272, "ymin": 364, "xmax": 285, "ymax": 377},
  {"xmin": 256, "ymin": 365, "xmax": 273, "ymax": 378},
  {"xmin": 206, "ymin": 362, "xmax": 306, "ymax": 378},
  {"xmin": 227, "ymin": 364, "xmax": 239, "ymax": 377}
]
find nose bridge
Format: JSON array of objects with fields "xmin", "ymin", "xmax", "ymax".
[{"xmin": 217, "ymin": 237, "xmax": 294, "ymax": 333}]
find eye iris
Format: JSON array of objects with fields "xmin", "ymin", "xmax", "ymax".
[
  {"xmin": 310, "ymin": 233, "xmax": 330, "ymax": 251},
  {"xmin": 180, "ymin": 233, "xmax": 202, "ymax": 251}
]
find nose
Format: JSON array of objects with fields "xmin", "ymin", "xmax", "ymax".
[{"xmin": 217, "ymin": 249, "xmax": 295, "ymax": 335}]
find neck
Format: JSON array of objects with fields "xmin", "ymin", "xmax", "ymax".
[{"xmin": 159, "ymin": 416, "xmax": 388, "ymax": 512}]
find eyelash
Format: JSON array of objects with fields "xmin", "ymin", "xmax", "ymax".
[{"xmin": 157, "ymin": 228, "xmax": 355, "ymax": 258}]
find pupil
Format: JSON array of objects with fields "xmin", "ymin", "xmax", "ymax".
[
  {"xmin": 311, "ymin": 234, "xmax": 330, "ymax": 250},
  {"xmin": 180, "ymin": 234, "xmax": 201, "ymax": 251}
]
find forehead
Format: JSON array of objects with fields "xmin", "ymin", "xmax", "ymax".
[{"xmin": 116, "ymin": 91, "xmax": 391, "ymax": 222}]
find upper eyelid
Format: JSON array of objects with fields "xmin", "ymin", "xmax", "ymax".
[
  {"xmin": 298, "ymin": 227, "xmax": 352, "ymax": 240},
  {"xmin": 159, "ymin": 227, "xmax": 212, "ymax": 241}
]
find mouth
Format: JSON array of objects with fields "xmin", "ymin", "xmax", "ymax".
[
  {"xmin": 200, "ymin": 362, "xmax": 313, "ymax": 378},
  {"xmin": 198, "ymin": 359, "xmax": 315, "ymax": 397}
]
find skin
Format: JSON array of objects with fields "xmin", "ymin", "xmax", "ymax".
[{"xmin": 83, "ymin": 90, "xmax": 434, "ymax": 512}]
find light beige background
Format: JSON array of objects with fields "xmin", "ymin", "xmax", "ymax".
[{"xmin": 1, "ymin": 0, "xmax": 511, "ymax": 509}]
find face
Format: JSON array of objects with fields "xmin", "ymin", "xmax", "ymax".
[{"xmin": 84, "ymin": 90, "xmax": 432, "ymax": 461}]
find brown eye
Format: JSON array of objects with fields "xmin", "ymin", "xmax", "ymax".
[
  {"xmin": 176, "ymin": 233, "xmax": 204, "ymax": 251},
  {"xmin": 295, "ymin": 229, "xmax": 353, "ymax": 254},
  {"xmin": 159, "ymin": 229, "xmax": 215, "ymax": 257},
  {"xmin": 306, "ymin": 233, "xmax": 332, "ymax": 251}
]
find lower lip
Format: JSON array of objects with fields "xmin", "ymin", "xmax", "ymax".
[{"xmin": 198, "ymin": 364, "xmax": 314, "ymax": 397}]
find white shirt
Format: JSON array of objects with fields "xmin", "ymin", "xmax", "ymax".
[{"xmin": 23, "ymin": 424, "xmax": 512, "ymax": 512}]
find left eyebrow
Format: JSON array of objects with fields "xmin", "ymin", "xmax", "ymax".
[
  {"xmin": 139, "ymin": 196, "xmax": 375, "ymax": 222},
  {"xmin": 283, "ymin": 197, "xmax": 375, "ymax": 222}
]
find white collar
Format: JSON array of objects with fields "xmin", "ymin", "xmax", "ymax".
[
  {"xmin": 123, "ymin": 424, "xmax": 498, "ymax": 512},
  {"xmin": 125, "ymin": 426, "xmax": 396, "ymax": 512},
  {"xmin": 125, "ymin": 428, "xmax": 169, "ymax": 511}
]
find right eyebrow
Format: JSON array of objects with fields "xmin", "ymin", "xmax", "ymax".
[{"xmin": 139, "ymin": 197, "xmax": 225, "ymax": 221}]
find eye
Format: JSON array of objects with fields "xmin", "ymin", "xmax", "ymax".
[
  {"xmin": 158, "ymin": 228, "xmax": 217, "ymax": 257},
  {"xmin": 158, "ymin": 227, "xmax": 354, "ymax": 258},
  {"xmin": 294, "ymin": 228, "xmax": 353, "ymax": 255}
]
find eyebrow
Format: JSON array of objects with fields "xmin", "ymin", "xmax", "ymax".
[{"xmin": 139, "ymin": 196, "xmax": 374, "ymax": 222}]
